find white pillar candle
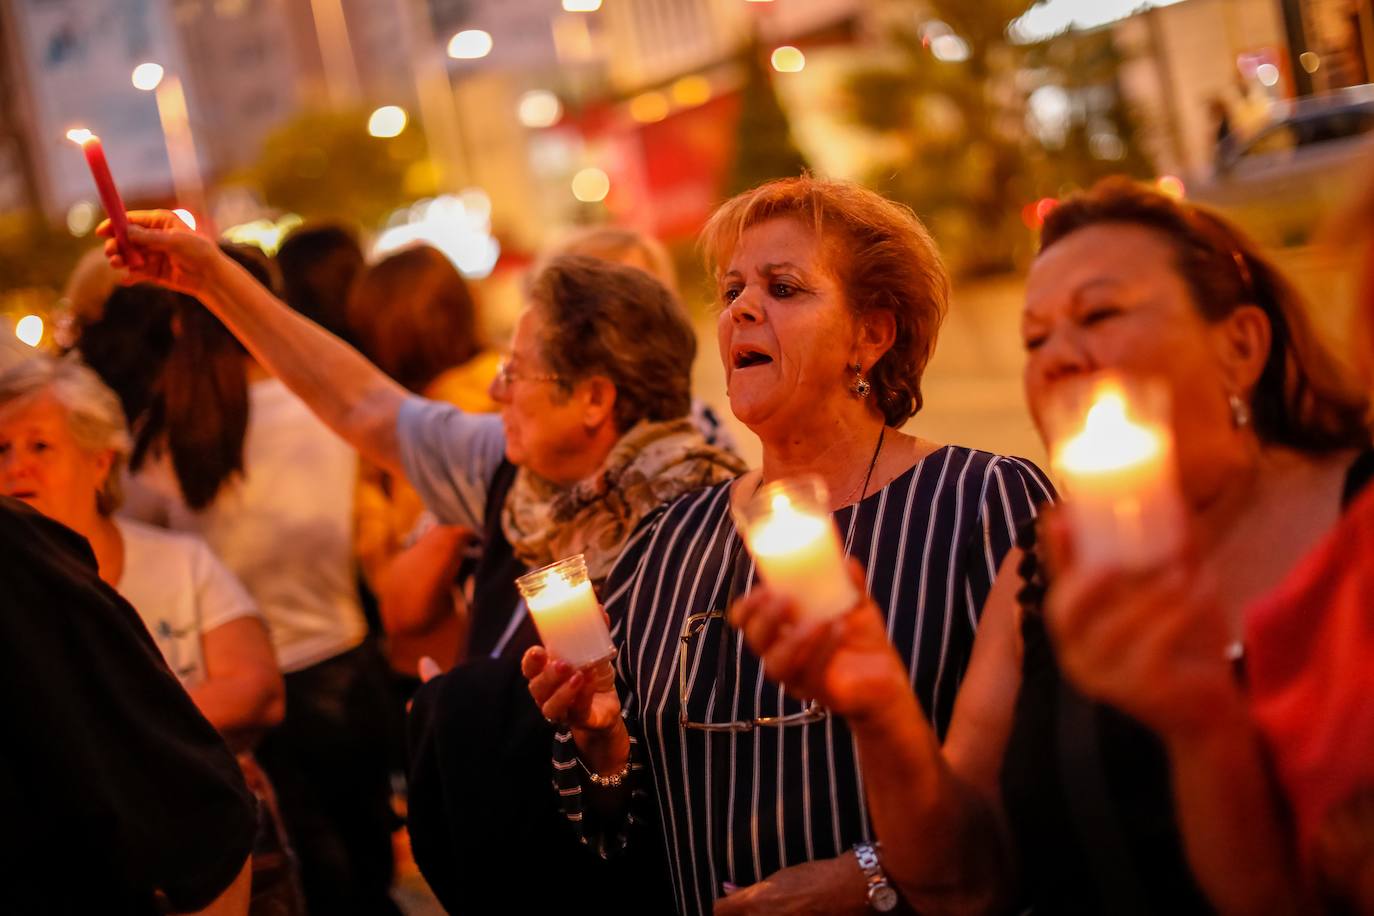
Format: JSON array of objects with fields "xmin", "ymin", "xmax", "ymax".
[
  {"xmin": 1051, "ymin": 380, "xmax": 1185, "ymax": 570},
  {"xmin": 516, "ymin": 555, "xmax": 615, "ymax": 670},
  {"xmin": 739, "ymin": 477, "xmax": 860, "ymax": 623}
]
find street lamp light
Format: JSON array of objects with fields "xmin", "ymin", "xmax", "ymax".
[
  {"xmin": 132, "ymin": 63, "xmax": 208, "ymax": 229},
  {"xmin": 131, "ymin": 62, "xmax": 165, "ymax": 91},
  {"xmin": 447, "ymin": 29, "xmax": 493, "ymax": 59},
  {"xmin": 368, "ymin": 105, "xmax": 409, "ymax": 138}
]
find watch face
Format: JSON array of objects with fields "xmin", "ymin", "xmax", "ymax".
[{"xmin": 871, "ymin": 884, "xmax": 900, "ymax": 912}]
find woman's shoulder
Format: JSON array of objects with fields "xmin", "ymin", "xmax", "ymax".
[
  {"xmin": 894, "ymin": 444, "xmax": 1055, "ymax": 506},
  {"xmin": 603, "ymin": 479, "xmax": 737, "ymax": 593},
  {"xmin": 116, "ymin": 516, "xmax": 206, "ymax": 558}
]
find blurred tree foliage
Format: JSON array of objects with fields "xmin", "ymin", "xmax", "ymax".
[
  {"xmin": 0, "ymin": 211, "xmax": 92, "ymax": 298},
  {"xmin": 233, "ymin": 108, "xmax": 434, "ymax": 228},
  {"xmin": 846, "ymin": 0, "xmax": 1152, "ymax": 276},
  {"xmin": 726, "ymin": 42, "xmax": 810, "ymax": 198}
]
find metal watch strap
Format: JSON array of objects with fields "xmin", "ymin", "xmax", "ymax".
[{"xmin": 853, "ymin": 842, "xmax": 899, "ymax": 912}]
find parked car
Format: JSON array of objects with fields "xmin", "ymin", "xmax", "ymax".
[{"xmin": 1193, "ymin": 84, "xmax": 1374, "ymax": 247}]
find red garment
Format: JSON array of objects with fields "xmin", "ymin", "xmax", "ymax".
[{"xmin": 1246, "ymin": 482, "xmax": 1374, "ymax": 866}]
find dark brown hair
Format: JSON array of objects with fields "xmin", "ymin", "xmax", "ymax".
[
  {"xmin": 528, "ymin": 255, "xmax": 695, "ymax": 432},
  {"xmin": 76, "ymin": 283, "xmax": 177, "ymax": 424},
  {"xmin": 699, "ymin": 175, "xmax": 949, "ymax": 427},
  {"xmin": 131, "ymin": 245, "xmax": 276, "ymax": 509},
  {"xmin": 346, "ymin": 246, "xmax": 483, "ymax": 393},
  {"xmin": 1041, "ymin": 177, "xmax": 1370, "ymax": 452},
  {"xmin": 276, "ymin": 224, "xmax": 365, "ymax": 343}
]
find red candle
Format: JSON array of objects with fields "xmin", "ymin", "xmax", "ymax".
[{"xmin": 66, "ymin": 128, "xmax": 140, "ymax": 267}]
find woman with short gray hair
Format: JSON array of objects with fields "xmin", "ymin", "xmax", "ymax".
[{"xmin": 0, "ymin": 355, "xmax": 284, "ymax": 745}]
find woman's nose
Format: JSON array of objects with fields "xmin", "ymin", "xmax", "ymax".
[
  {"xmin": 728, "ymin": 290, "xmax": 764, "ymax": 325},
  {"xmin": 1032, "ymin": 327, "xmax": 1094, "ymax": 384},
  {"xmin": 0, "ymin": 451, "xmax": 32, "ymax": 481}
]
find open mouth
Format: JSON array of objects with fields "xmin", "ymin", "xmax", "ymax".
[{"xmin": 732, "ymin": 347, "xmax": 774, "ymax": 370}]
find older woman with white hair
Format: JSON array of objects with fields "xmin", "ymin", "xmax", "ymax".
[{"xmin": 0, "ymin": 356, "xmax": 284, "ymax": 746}]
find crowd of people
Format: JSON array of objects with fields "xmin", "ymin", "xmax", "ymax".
[{"xmin": 0, "ymin": 165, "xmax": 1369, "ymax": 915}]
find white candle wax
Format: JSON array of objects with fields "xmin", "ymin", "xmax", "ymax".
[
  {"xmin": 747, "ymin": 494, "xmax": 859, "ymax": 622},
  {"xmin": 525, "ymin": 572, "xmax": 614, "ymax": 668},
  {"xmin": 1055, "ymin": 390, "xmax": 1183, "ymax": 570}
]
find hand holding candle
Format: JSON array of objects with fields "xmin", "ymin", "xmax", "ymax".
[
  {"xmin": 1048, "ymin": 376, "xmax": 1185, "ymax": 571},
  {"xmin": 66, "ymin": 129, "xmax": 140, "ymax": 269},
  {"xmin": 516, "ymin": 555, "xmax": 615, "ymax": 690},
  {"xmin": 738, "ymin": 476, "xmax": 860, "ymax": 622}
]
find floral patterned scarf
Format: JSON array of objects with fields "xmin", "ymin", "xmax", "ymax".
[{"xmin": 502, "ymin": 418, "xmax": 746, "ymax": 583}]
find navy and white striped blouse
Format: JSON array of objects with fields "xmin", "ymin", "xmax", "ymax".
[{"xmin": 554, "ymin": 446, "xmax": 1054, "ymax": 915}]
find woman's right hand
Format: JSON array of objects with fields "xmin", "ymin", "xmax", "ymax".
[
  {"xmin": 522, "ymin": 646, "xmax": 624, "ymax": 735},
  {"xmin": 730, "ymin": 559, "xmax": 915, "ymax": 731},
  {"xmin": 97, "ymin": 210, "xmax": 225, "ymax": 298}
]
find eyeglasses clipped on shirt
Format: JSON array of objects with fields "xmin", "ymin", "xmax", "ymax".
[{"xmin": 678, "ymin": 608, "xmax": 828, "ymax": 732}]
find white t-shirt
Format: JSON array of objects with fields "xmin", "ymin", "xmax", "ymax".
[
  {"xmin": 122, "ymin": 378, "xmax": 367, "ymax": 673},
  {"xmin": 115, "ymin": 517, "xmax": 262, "ymax": 688}
]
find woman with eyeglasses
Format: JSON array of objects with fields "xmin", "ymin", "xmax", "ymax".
[
  {"xmin": 520, "ymin": 177, "xmax": 1054, "ymax": 915},
  {"xmin": 100, "ymin": 218, "xmax": 743, "ymax": 912},
  {"xmin": 733, "ymin": 179, "xmax": 1373, "ymax": 915}
]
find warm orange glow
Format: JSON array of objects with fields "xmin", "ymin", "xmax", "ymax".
[
  {"xmin": 1056, "ymin": 389, "xmax": 1162, "ymax": 474},
  {"xmin": 629, "ymin": 91, "xmax": 670, "ymax": 123},
  {"xmin": 1156, "ymin": 175, "xmax": 1186, "ymax": 199},
  {"xmin": 671, "ymin": 75, "xmax": 712, "ymax": 107}
]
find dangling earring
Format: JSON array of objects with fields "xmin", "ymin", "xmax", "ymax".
[
  {"xmin": 1228, "ymin": 394, "xmax": 1251, "ymax": 429},
  {"xmin": 851, "ymin": 363, "xmax": 871, "ymax": 399}
]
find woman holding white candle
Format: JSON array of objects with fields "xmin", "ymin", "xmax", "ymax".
[
  {"xmin": 522, "ymin": 176, "xmax": 1054, "ymax": 915},
  {"xmin": 98, "ymin": 216, "xmax": 742, "ymax": 912},
  {"xmin": 733, "ymin": 179, "xmax": 1372, "ymax": 915}
]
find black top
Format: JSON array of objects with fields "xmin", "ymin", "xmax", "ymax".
[
  {"xmin": 465, "ymin": 459, "xmax": 539, "ymax": 661},
  {"xmin": 0, "ymin": 497, "xmax": 256, "ymax": 914},
  {"xmin": 1001, "ymin": 449, "xmax": 1374, "ymax": 914},
  {"xmin": 407, "ymin": 462, "xmax": 675, "ymax": 914}
]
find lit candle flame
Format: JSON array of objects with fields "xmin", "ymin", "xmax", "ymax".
[
  {"xmin": 1057, "ymin": 389, "xmax": 1161, "ymax": 474},
  {"xmin": 525, "ymin": 569, "xmax": 594, "ymax": 613},
  {"xmin": 66, "ymin": 128, "xmax": 95, "ymax": 145}
]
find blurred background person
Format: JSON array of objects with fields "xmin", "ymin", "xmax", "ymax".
[
  {"xmin": 73, "ymin": 283, "xmax": 177, "ymax": 426},
  {"xmin": 345, "ymin": 244, "xmax": 500, "ymax": 680},
  {"xmin": 0, "ymin": 354, "xmax": 301, "ymax": 913},
  {"xmin": 276, "ymin": 223, "xmax": 366, "ymax": 345},
  {"xmin": 121, "ymin": 244, "xmax": 400, "ymax": 915},
  {"xmin": 550, "ymin": 224, "xmax": 734, "ymax": 452}
]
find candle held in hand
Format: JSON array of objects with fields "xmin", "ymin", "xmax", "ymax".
[
  {"xmin": 740, "ymin": 478, "xmax": 859, "ymax": 622},
  {"xmin": 1051, "ymin": 379, "xmax": 1184, "ymax": 570},
  {"xmin": 517, "ymin": 555, "xmax": 615, "ymax": 671},
  {"xmin": 66, "ymin": 128, "xmax": 139, "ymax": 267}
]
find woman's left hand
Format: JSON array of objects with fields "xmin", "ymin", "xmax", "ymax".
[
  {"xmin": 714, "ymin": 856, "xmax": 868, "ymax": 916},
  {"xmin": 1042, "ymin": 513, "xmax": 1239, "ymax": 741},
  {"xmin": 729, "ymin": 560, "xmax": 912, "ymax": 727}
]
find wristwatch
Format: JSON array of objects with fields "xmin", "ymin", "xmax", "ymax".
[{"xmin": 853, "ymin": 841, "xmax": 899, "ymax": 912}]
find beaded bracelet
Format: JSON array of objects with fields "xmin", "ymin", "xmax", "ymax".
[{"xmin": 578, "ymin": 754, "xmax": 630, "ymax": 788}]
